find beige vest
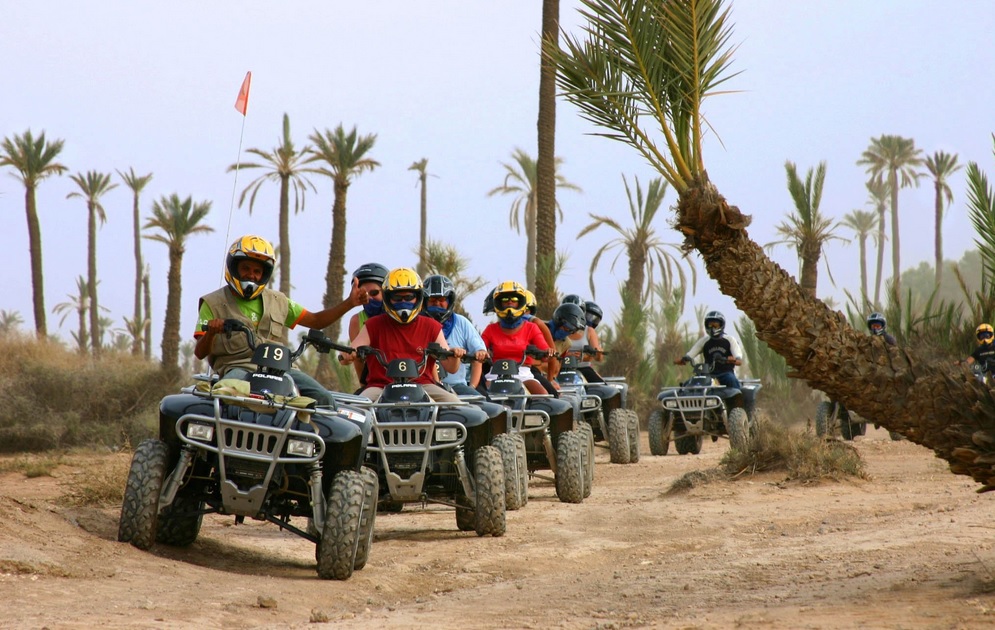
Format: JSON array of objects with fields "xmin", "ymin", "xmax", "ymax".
[{"xmin": 200, "ymin": 287, "xmax": 290, "ymax": 375}]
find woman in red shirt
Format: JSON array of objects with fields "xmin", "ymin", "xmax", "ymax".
[{"xmin": 481, "ymin": 281, "xmax": 550, "ymax": 395}]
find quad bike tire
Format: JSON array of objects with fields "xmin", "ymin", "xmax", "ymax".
[
  {"xmin": 675, "ymin": 433, "xmax": 703, "ymax": 455},
  {"xmin": 492, "ymin": 434, "xmax": 525, "ymax": 511},
  {"xmin": 514, "ymin": 434, "xmax": 529, "ymax": 507},
  {"xmin": 555, "ymin": 430, "xmax": 586, "ymax": 504},
  {"xmin": 647, "ymin": 409, "xmax": 672, "ymax": 456},
  {"xmin": 156, "ymin": 492, "xmax": 204, "ymax": 547},
  {"xmin": 889, "ymin": 430, "xmax": 904, "ymax": 441},
  {"xmin": 118, "ymin": 438, "xmax": 169, "ymax": 550},
  {"xmin": 354, "ymin": 467, "xmax": 379, "ymax": 571},
  {"xmin": 726, "ymin": 407, "xmax": 750, "ymax": 452},
  {"xmin": 378, "ymin": 499, "xmax": 404, "ymax": 513},
  {"xmin": 471, "ymin": 445, "xmax": 507, "ymax": 537},
  {"xmin": 814, "ymin": 401, "xmax": 835, "ymax": 438},
  {"xmin": 607, "ymin": 409, "xmax": 631, "ymax": 464},
  {"xmin": 626, "ymin": 410, "xmax": 641, "ymax": 463},
  {"xmin": 317, "ymin": 470, "xmax": 365, "ymax": 580},
  {"xmin": 577, "ymin": 422, "xmax": 595, "ymax": 498},
  {"xmin": 455, "ymin": 498, "xmax": 476, "ymax": 532}
]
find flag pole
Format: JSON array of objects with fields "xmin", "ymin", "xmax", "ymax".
[{"xmin": 224, "ymin": 71, "xmax": 252, "ymax": 278}]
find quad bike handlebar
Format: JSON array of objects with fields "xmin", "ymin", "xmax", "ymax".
[{"xmin": 202, "ymin": 319, "xmax": 354, "ymax": 365}]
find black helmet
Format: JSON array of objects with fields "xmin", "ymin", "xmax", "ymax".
[
  {"xmin": 704, "ymin": 310, "xmax": 725, "ymax": 338},
  {"xmin": 562, "ymin": 294, "xmax": 587, "ymax": 314},
  {"xmin": 423, "ymin": 274, "xmax": 457, "ymax": 323},
  {"xmin": 584, "ymin": 301, "xmax": 603, "ymax": 329},
  {"xmin": 352, "ymin": 262, "xmax": 388, "ymax": 287},
  {"xmin": 483, "ymin": 285, "xmax": 499, "ymax": 315},
  {"xmin": 552, "ymin": 303, "xmax": 587, "ymax": 333},
  {"xmin": 866, "ymin": 312, "xmax": 886, "ymax": 336}
]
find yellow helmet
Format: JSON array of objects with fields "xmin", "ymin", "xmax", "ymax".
[
  {"xmin": 977, "ymin": 323, "xmax": 994, "ymax": 345},
  {"xmin": 523, "ymin": 289, "xmax": 537, "ymax": 316},
  {"xmin": 492, "ymin": 281, "xmax": 528, "ymax": 323},
  {"xmin": 382, "ymin": 267, "xmax": 424, "ymax": 324},
  {"xmin": 224, "ymin": 235, "xmax": 275, "ymax": 299}
]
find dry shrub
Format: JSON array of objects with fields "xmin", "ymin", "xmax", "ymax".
[
  {"xmin": 0, "ymin": 454, "xmax": 64, "ymax": 477},
  {"xmin": 58, "ymin": 454, "xmax": 130, "ymax": 507},
  {"xmin": 0, "ymin": 335, "xmax": 181, "ymax": 452},
  {"xmin": 722, "ymin": 418, "xmax": 867, "ymax": 482},
  {"xmin": 666, "ymin": 469, "xmax": 724, "ymax": 494}
]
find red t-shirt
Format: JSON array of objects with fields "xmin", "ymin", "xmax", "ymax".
[
  {"xmin": 482, "ymin": 321, "xmax": 548, "ymax": 366},
  {"xmin": 363, "ymin": 314, "xmax": 443, "ymax": 387}
]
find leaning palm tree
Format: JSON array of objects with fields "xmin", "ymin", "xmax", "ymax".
[
  {"xmin": 924, "ymin": 150, "xmax": 962, "ymax": 287},
  {"xmin": 550, "ymin": 0, "xmax": 995, "ymax": 487},
  {"xmin": 865, "ymin": 175, "xmax": 891, "ymax": 307},
  {"xmin": 578, "ymin": 174, "xmax": 693, "ymax": 303},
  {"xmin": 535, "ymin": 0, "xmax": 562, "ymax": 317},
  {"xmin": 857, "ymin": 135, "xmax": 924, "ymax": 301},
  {"xmin": 230, "ymin": 113, "xmax": 319, "ymax": 297},
  {"xmin": 841, "ymin": 209, "xmax": 879, "ymax": 307},
  {"xmin": 68, "ymin": 170, "xmax": 118, "ymax": 356},
  {"xmin": 144, "ymin": 194, "xmax": 214, "ymax": 371},
  {"xmin": 0, "ymin": 129, "xmax": 68, "ymax": 338},
  {"xmin": 487, "ymin": 148, "xmax": 581, "ymax": 289},
  {"xmin": 409, "ymin": 158, "xmax": 432, "ymax": 277},
  {"xmin": 307, "ymin": 124, "xmax": 379, "ymax": 343},
  {"xmin": 766, "ymin": 161, "xmax": 844, "ymax": 299},
  {"xmin": 117, "ymin": 168, "xmax": 154, "ymax": 356}
]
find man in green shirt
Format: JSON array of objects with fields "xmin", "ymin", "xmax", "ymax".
[{"xmin": 194, "ymin": 235, "xmax": 365, "ymax": 405}]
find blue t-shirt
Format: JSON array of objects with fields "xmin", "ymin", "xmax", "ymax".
[{"xmin": 440, "ymin": 314, "xmax": 486, "ymax": 385}]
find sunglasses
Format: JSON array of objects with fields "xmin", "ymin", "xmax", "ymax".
[
  {"xmin": 367, "ymin": 289, "xmax": 381, "ymax": 297},
  {"xmin": 979, "ymin": 331, "xmax": 993, "ymax": 340},
  {"xmin": 391, "ymin": 293, "xmax": 417, "ymax": 302},
  {"xmin": 497, "ymin": 297, "xmax": 521, "ymax": 306}
]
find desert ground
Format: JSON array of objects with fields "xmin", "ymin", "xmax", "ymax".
[{"xmin": 2, "ymin": 426, "xmax": 995, "ymax": 629}]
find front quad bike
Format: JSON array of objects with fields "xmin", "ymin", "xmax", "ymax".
[
  {"xmin": 118, "ymin": 321, "xmax": 376, "ymax": 581},
  {"xmin": 556, "ymin": 348, "xmax": 640, "ymax": 465},
  {"xmin": 648, "ymin": 360, "xmax": 761, "ymax": 456},
  {"xmin": 487, "ymin": 346, "xmax": 592, "ymax": 504},
  {"xmin": 356, "ymin": 344, "xmax": 507, "ymax": 537},
  {"xmin": 814, "ymin": 396, "xmax": 902, "ymax": 442}
]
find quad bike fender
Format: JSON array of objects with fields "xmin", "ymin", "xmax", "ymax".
[
  {"xmin": 585, "ymin": 383, "xmax": 623, "ymax": 414},
  {"xmin": 529, "ymin": 397, "xmax": 575, "ymax": 438},
  {"xmin": 441, "ymin": 405, "xmax": 492, "ymax": 454}
]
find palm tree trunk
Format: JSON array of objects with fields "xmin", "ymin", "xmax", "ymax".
[
  {"xmin": 625, "ymin": 246, "xmax": 646, "ymax": 303},
  {"xmin": 25, "ymin": 186, "xmax": 47, "ymax": 339},
  {"xmin": 143, "ymin": 265, "xmax": 152, "ymax": 360},
  {"xmin": 321, "ymin": 179, "xmax": 349, "ymax": 341},
  {"xmin": 417, "ymin": 171, "xmax": 428, "ymax": 277},
  {"xmin": 858, "ymin": 234, "xmax": 868, "ymax": 305},
  {"xmin": 525, "ymin": 196, "xmax": 537, "ymax": 289},
  {"xmin": 88, "ymin": 203, "xmax": 100, "ymax": 357},
  {"xmin": 934, "ymin": 180, "xmax": 943, "ymax": 287},
  {"xmin": 799, "ymin": 247, "xmax": 819, "ymax": 299},
  {"xmin": 278, "ymin": 174, "xmax": 292, "ymax": 297},
  {"xmin": 77, "ymin": 295, "xmax": 88, "ymax": 353},
  {"xmin": 889, "ymin": 170, "xmax": 901, "ymax": 299},
  {"xmin": 874, "ymin": 204, "xmax": 885, "ymax": 307},
  {"xmin": 678, "ymin": 176, "xmax": 995, "ymax": 488},
  {"xmin": 132, "ymin": 193, "xmax": 143, "ymax": 356},
  {"xmin": 534, "ymin": 0, "xmax": 559, "ymax": 318},
  {"xmin": 160, "ymin": 247, "xmax": 183, "ymax": 371}
]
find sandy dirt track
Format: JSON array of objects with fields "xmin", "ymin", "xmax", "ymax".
[{"xmin": 2, "ymin": 426, "xmax": 995, "ymax": 629}]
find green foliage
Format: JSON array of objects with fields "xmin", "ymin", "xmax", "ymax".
[
  {"xmin": 0, "ymin": 336, "xmax": 179, "ymax": 452},
  {"xmin": 735, "ymin": 316, "xmax": 789, "ymax": 398}
]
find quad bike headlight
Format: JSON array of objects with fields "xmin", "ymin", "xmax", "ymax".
[
  {"xmin": 581, "ymin": 398, "xmax": 598, "ymax": 409},
  {"xmin": 185, "ymin": 422, "xmax": 215, "ymax": 442},
  {"xmin": 523, "ymin": 414, "xmax": 545, "ymax": 427},
  {"xmin": 663, "ymin": 400, "xmax": 679, "ymax": 410},
  {"xmin": 286, "ymin": 439, "xmax": 315, "ymax": 457},
  {"xmin": 435, "ymin": 427, "xmax": 460, "ymax": 442}
]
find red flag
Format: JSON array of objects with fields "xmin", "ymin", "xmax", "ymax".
[{"xmin": 234, "ymin": 71, "xmax": 251, "ymax": 116}]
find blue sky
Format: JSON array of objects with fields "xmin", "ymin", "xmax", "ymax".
[{"xmin": 3, "ymin": 1, "xmax": 994, "ymax": 354}]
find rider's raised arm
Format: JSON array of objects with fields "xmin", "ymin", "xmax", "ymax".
[{"xmin": 685, "ymin": 335, "xmax": 708, "ymax": 361}]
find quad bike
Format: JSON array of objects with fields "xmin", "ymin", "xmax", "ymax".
[
  {"xmin": 355, "ymin": 344, "xmax": 508, "ymax": 537},
  {"xmin": 647, "ymin": 359, "xmax": 761, "ymax": 456},
  {"xmin": 118, "ymin": 321, "xmax": 376, "ymax": 580},
  {"xmin": 555, "ymin": 346, "xmax": 639, "ymax": 465},
  {"xmin": 814, "ymin": 396, "xmax": 903, "ymax": 442},
  {"xmin": 486, "ymin": 345, "xmax": 592, "ymax": 504}
]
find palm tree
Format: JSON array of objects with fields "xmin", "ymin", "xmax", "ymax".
[
  {"xmin": 52, "ymin": 276, "xmax": 92, "ymax": 353},
  {"xmin": 487, "ymin": 148, "xmax": 580, "ymax": 289},
  {"xmin": 143, "ymin": 264, "xmax": 152, "ymax": 360},
  {"xmin": 421, "ymin": 238, "xmax": 488, "ymax": 318},
  {"xmin": 144, "ymin": 194, "xmax": 213, "ymax": 371},
  {"xmin": 858, "ymin": 135, "xmax": 925, "ymax": 301},
  {"xmin": 924, "ymin": 150, "xmax": 962, "ymax": 287},
  {"xmin": 578, "ymin": 174, "xmax": 693, "ymax": 302},
  {"xmin": 68, "ymin": 170, "xmax": 118, "ymax": 356},
  {"xmin": 0, "ymin": 310, "xmax": 23, "ymax": 337},
  {"xmin": 117, "ymin": 168, "xmax": 153, "ymax": 356},
  {"xmin": 230, "ymin": 113, "xmax": 319, "ymax": 297},
  {"xmin": 766, "ymin": 161, "xmax": 844, "ymax": 299},
  {"xmin": 307, "ymin": 124, "xmax": 379, "ymax": 343},
  {"xmin": 409, "ymin": 158, "xmax": 432, "ymax": 277},
  {"xmin": 536, "ymin": 0, "xmax": 562, "ymax": 317},
  {"xmin": 0, "ymin": 129, "xmax": 68, "ymax": 338},
  {"xmin": 550, "ymin": 0, "xmax": 995, "ymax": 487},
  {"xmin": 841, "ymin": 209, "xmax": 879, "ymax": 307},
  {"xmin": 865, "ymin": 176, "xmax": 891, "ymax": 306}
]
